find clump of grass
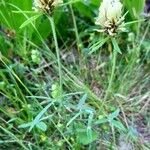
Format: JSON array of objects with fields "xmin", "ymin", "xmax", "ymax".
[{"xmin": 0, "ymin": 0, "xmax": 150, "ymax": 149}]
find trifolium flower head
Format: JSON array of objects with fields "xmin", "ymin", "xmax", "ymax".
[
  {"xmin": 33, "ymin": 0, "xmax": 63, "ymax": 14},
  {"xmin": 95, "ymin": 0, "xmax": 125, "ymax": 36}
]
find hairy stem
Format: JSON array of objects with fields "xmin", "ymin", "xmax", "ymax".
[
  {"xmin": 104, "ymin": 49, "xmax": 117, "ymax": 101},
  {"xmin": 49, "ymin": 16, "xmax": 62, "ymax": 93}
]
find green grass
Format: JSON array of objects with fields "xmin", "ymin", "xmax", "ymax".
[{"xmin": 0, "ymin": 0, "xmax": 150, "ymax": 149}]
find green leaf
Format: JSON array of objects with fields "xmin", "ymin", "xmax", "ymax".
[
  {"xmin": 77, "ymin": 94, "xmax": 87, "ymax": 110},
  {"xmin": 0, "ymin": 1, "xmax": 32, "ymax": 31},
  {"xmin": 67, "ymin": 112, "xmax": 81, "ymax": 127},
  {"xmin": 0, "ymin": 81, "xmax": 6, "ymax": 89},
  {"xmin": 89, "ymin": 37, "xmax": 109, "ymax": 54},
  {"xmin": 51, "ymin": 83, "xmax": 61, "ymax": 99},
  {"xmin": 36, "ymin": 122, "xmax": 47, "ymax": 132},
  {"xmin": 18, "ymin": 122, "xmax": 32, "ymax": 129},
  {"xmin": 9, "ymin": 0, "xmax": 32, "ymax": 11},
  {"xmin": 20, "ymin": 14, "xmax": 41, "ymax": 29},
  {"xmin": 108, "ymin": 108, "xmax": 120, "ymax": 121},
  {"xmin": 95, "ymin": 117, "xmax": 108, "ymax": 125},
  {"xmin": 76, "ymin": 129, "xmax": 98, "ymax": 145},
  {"xmin": 111, "ymin": 38, "xmax": 122, "ymax": 54},
  {"xmin": 29, "ymin": 101, "xmax": 53, "ymax": 132},
  {"xmin": 127, "ymin": 126, "xmax": 138, "ymax": 140},
  {"xmin": 91, "ymin": 0, "xmax": 101, "ymax": 6},
  {"xmin": 31, "ymin": 16, "xmax": 51, "ymax": 45},
  {"xmin": 124, "ymin": 0, "xmax": 145, "ymax": 19},
  {"xmin": 73, "ymin": 2, "xmax": 94, "ymax": 21},
  {"xmin": 111, "ymin": 120, "xmax": 126, "ymax": 131}
]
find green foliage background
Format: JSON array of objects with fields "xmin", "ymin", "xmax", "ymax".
[{"xmin": 0, "ymin": 0, "xmax": 149, "ymax": 149}]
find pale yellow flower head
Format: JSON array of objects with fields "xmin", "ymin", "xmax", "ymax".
[
  {"xmin": 96, "ymin": 0, "xmax": 125, "ymax": 36},
  {"xmin": 33, "ymin": 0, "xmax": 63, "ymax": 14}
]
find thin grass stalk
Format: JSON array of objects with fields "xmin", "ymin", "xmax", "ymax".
[
  {"xmin": 48, "ymin": 16, "xmax": 62, "ymax": 94},
  {"xmin": 104, "ymin": 49, "xmax": 117, "ymax": 101},
  {"xmin": 69, "ymin": 4, "xmax": 83, "ymax": 51}
]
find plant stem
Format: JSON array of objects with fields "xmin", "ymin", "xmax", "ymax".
[
  {"xmin": 104, "ymin": 49, "xmax": 117, "ymax": 101},
  {"xmin": 69, "ymin": 4, "xmax": 83, "ymax": 51},
  {"xmin": 49, "ymin": 17, "xmax": 62, "ymax": 93}
]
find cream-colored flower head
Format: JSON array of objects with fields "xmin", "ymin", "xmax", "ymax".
[
  {"xmin": 96, "ymin": 0, "xmax": 125, "ymax": 36},
  {"xmin": 33, "ymin": 0, "xmax": 63, "ymax": 14}
]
